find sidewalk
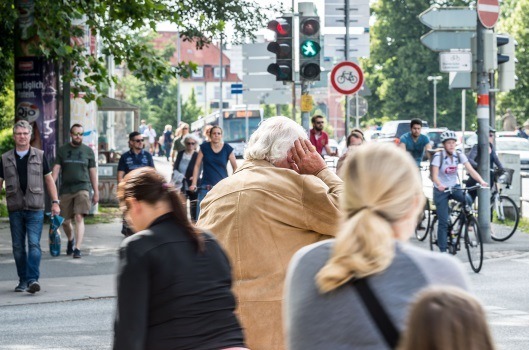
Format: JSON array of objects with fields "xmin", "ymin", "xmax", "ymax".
[{"xmin": 0, "ymin": 218, "xmax": 123, "ymax": 307}]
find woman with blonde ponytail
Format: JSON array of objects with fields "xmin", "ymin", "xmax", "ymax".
[{"xmin": 284, "ymin": 143, "xmax": 469, "ymax": 350}]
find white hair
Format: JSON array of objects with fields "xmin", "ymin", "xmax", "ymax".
[{"xmin": 244, "ymin": 116, "xmax": 308, "ymax": 163}]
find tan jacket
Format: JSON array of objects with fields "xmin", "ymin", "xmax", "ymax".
[{"xmin": 198, "ymin": 159, "xmax": 343, "ymax": 350}]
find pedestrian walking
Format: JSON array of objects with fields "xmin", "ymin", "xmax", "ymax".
[
  {"xmin": 336, "ymin": 128, "xmax": 365, "ymax": 175},
  {"xmin": 171, "ymin": 123, "xmax": 189, "ymax": 162},
  {"xmin": 398, "ymin": 286, "xmax": 496, "ymax": 350},
  {"xmin": 173, "ymin": 134, "xmax": 199, "ymax": 222},
  {"xmin": 163, "ymin": 124, "xmax": 173, "ymax": 161},
  {"xmin": 0, "ymin": 120, "xmax": 61, "ymax": 293},
  {"xmin": 117, "ymin": 131, "xmax": 154, "ymax": 236},
  {"xmin": 113, "ymin": 167, "xmax": 247, "ymax": 350},
  {"xmin": 309, "ymin": 115, "xmax": 336, "ymax": 156},
  {"xmin": 284, "ymin": 143, "xmax": 469, "ymax": 350},
  {"xmin": 189, "ymin": 125, "xmax": 237, "ymax": 219},
  {"xmin": 51, "ymin": 124, "xmax": 99, "ymax": 258},
  {"xmin": 197, "ymin": 116, "xmax": 343, "ymax": 350},
  {"xmin": 142, "ymin": 124, "xmax": 156, "ymax": 154}
]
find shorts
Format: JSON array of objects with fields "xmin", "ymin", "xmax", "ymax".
[{"xmin": 60, "ymin": 190, "xmax": 91, "ymax": 219}]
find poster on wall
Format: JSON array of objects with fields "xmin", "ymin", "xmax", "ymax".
[{"xmin": 14, "ymin": 57, "xmax": 57, "ymax": 164}]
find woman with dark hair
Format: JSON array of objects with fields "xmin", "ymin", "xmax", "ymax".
[
  {"xmin": 189, "ymin": 125, "xmax": 237, "ymax": 218},
  {"xmin": 113, "ymin": 167, "xmax": 246, "ymax": 350}
]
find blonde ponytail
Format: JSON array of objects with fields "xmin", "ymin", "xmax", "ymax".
[{"xmin": 316, "ymin": 143, "xmax": 423, "ymax": 293}]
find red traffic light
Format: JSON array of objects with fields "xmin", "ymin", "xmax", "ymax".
[
  {"xmin": 267, "ymin": 18, "xmax": 291, "ymax": 37},
  {"xmin": 300, "ymin": 18, "xmax": 320, "ymax": 36}
]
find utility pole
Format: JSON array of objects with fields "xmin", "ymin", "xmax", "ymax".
[{"xmin": 476, "ymin": 21, "xmax": 492, "ymax": 243}]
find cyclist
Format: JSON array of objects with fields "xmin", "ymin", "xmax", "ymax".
[
  {"xmin": 399, "ymin": 119, "xmax": 431, "ymax": 167},
  {"xmin": 466, "ymin": 127, "xmax": 504, "ymax": 202},
  {"xmin": 431, "ymin": 130, "xmax": 488, "ymax": 252}
]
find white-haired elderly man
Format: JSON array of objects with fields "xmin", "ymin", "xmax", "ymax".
[{"xmin": 197, "ymin": 116, "xmax": 343, "ymax": 350}]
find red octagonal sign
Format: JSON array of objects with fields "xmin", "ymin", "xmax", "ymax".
[{"xmin": 477, "ymin": 0, "xmax": 500, "ymax": 29}]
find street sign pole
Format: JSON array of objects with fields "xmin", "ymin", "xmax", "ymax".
[{"xmin": 476, "ymin": 21, "xmax": 492, "ymax": 243}]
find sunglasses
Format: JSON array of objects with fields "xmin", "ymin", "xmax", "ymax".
[
  {"xmin": 132, "ymin": 139, "xmax": 143, "ymax": 143},
  {"xmin": 71, "ymin": 132, "xmax": 83, "ymax": 136}
]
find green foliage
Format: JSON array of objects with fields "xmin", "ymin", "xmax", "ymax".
[
  {"xmin": 497, "ymin": 0, "xmax": 529, "ymax": 124},
  {"xmin": 364, "ymin": 0, "xmax": 476, "ymax": 130},
  {"xmin": 0, "ymin": 128, "xmax": 15, "ymax": 156},
  {"xmin": 0, "ymin": 83, "xmax": 14, "ymax": 130},
  {"xmin": 0, "ymin": 0, "xmax": 279, "ymax": 103}
]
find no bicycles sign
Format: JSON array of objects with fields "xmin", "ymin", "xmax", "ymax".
[{"xmin": 330, "ymin": 61, "xmax": 364, "ymax": 95}]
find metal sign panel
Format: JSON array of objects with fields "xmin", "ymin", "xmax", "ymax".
[
  {"xmin": 420, "ymin": 31, "xmax": 474, "ymax": 52},
  {"xmin": 243, "ymin": 90, "xmax": 291, "ymax": 104},
  {"xmin": 440, "ymin": 51, "xmax": 472, "ymax": 72},
  {"xmin": 324, "ymin": 45, "xmax": 370, "ymax": 59},
  {"xmin": 324, "ymin": 3, "xmax": 369, "ymax": 17},
  {"xmin": 419, "ymin": 7, "xmax": 476, "ymax": 30},
  {"xmin": 242, "ymin": 43, "xmax": 273, "ymax": 57},
  {"xmin": 325, "ymin": 15, "xmax": 369, "ymax": 28},
  {"xmin": 324, "ymin": 33, "xmax": 370, "ymax": 47}
]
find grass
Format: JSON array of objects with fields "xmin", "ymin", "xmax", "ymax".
[{"xmin": 84, "ymin": 205, "xmax": 121, "ymax": 225}]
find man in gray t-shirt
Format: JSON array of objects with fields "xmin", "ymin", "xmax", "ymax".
[{"xmin": 431, "ymin": 130, "xmax": 487, "ymax": 252}]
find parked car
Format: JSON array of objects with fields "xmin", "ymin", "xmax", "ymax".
[
  {"xmin": 376, "ymin": 120, "xmax": 429, "ymax": 144},
  {"xmin": 495, "ymin": 137, "xmax": 529, "ymax": 171},
  {"xmin": 426, "ymin": 127, "xmax": 448, "ymax": 149}
]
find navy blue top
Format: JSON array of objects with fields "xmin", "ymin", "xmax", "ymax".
[
  {"xmin": 200, "ymin": 142, "xmax": 233, "ymax": 187},
  {"xmin": 118, "ymin": 149, "xmax": 154, "ymax": 175}
]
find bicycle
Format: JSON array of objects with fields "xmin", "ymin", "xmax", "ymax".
[
  {"xmin": 415, "ymin": 197, "xmax": 431, "ymax": 241},
  {"xmin": 489, "ymin": 168, "xmax": 519, "ymax": 241},
  {"xmin": 429, "ymin": 185, "xmax": 484, "ymax": 273}
]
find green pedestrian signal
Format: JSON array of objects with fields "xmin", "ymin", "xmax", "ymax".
[{"xmin": 300, "ymin": 40, "xmax": 321, "ymax": 58}]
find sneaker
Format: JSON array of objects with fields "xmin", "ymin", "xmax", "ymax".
[
  {"xmin": 66, "ymin": 240, "xmax": 75, "ymax": 255},
  {"xmin": 27, "ymin": 281, "xmax": 40, "ymax": 294},
  {"xmin": 14, "ymin": 282, "xmax": 26, "ymax": 292},
  {"xmin": 73, "ymin": 249, "xmax": 82, "ymax": 259}
]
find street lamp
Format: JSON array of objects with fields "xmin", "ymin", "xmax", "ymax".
[{"xmin": 427, "ymin": 75, "xmax": 442, "ymax": 128}]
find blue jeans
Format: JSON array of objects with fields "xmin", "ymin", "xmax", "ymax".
[
  {"xmin": 433, "ymin": 186, "xmax": 472, "ymax": 252},
  {"xmin": 196, "ymin": 187, "xmax": 211, "ymax": 220},
  {"xmin": 9, "ymin": 210, "xmax": 44, "ymax": 284}
]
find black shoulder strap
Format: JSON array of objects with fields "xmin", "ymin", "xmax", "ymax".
[{"xmin": 351, "ymin": 278, "xmax": 399, "ymax": 348}]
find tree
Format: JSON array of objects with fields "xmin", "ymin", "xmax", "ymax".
[
  {"xmin": 364, "ymin": 0, "xmax": 477, "ymax": 130},
  {"xmin": 497, "ymin": 0, "xmax": 529, "ymax": 124},
  {"xmin": 0, "ymin": 0, "xmax": 279, "ymax": 102}
]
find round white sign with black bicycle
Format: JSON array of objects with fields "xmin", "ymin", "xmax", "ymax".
[{"xmin": 330, "ymin": 61, "xmax": 364, "ymax": 95}]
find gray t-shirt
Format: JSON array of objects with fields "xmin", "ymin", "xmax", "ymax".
[
  {"xmin": 284, "ymin": 240, "xmax": 469, "ymax": 350},
  {"xmin": 431, "ymin": 150, "xmax": 468, "ymax": 188}
]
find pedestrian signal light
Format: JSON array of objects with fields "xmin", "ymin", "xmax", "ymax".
[
  {"xmin": 266, "ymin": 16, "xmax": 293, "ymax": 82},
  {"xmin": 299, "ymin": 16, "xmax": 321, "ymax": 81}
]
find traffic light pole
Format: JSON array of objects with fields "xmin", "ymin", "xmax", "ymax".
[
  {"xmin": 344, "ymin": 0, "xmax": 350, "ymax": 137},
  {"xmin": 476, "ymin": 22, "xmax": 492, "ymax": 243}
]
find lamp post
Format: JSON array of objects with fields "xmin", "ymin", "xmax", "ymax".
[{"xmin": 427, "ymin": 75, "xmax": 442, "ymax": 128}]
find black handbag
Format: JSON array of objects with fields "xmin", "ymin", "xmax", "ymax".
[{"xmin": 350, "ymin": 278, "xmax": 400, "ymax": 349}]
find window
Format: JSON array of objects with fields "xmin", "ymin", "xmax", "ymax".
[
  {"xmin": 214, "ymin": 86, "xmax": 221, "ymax": 100},
  {"xmin": 191, "ymin": 66, "xmax": 204, "ymax": 78},
  {"xmin": 195, "ymin": 86, "xmax": 204, "ymax": 101},
  {"xmin": 214, "ymin": 66, "xmax": 225, "ymax": 78}
]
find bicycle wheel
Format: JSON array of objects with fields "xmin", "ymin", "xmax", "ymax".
[
  {"xmin": 491, "ymin": 195, "xmax": 519, "ymax": 242},
  {"xmin": 464, "ymin": 216, "xmax": 483, "ymax": 273},
  {"xmin": 415, "ymin": 200, "xmax": 431, "ymax": 241},
  {"xmin": 429, "ymin": 217, "xmax": 440, "ymax": 251}
]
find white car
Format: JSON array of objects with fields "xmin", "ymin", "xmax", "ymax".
[{"xmin": 495, "ymin": 137, "xmax": 529, "ymax": 171}]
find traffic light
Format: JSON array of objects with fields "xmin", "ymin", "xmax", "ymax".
[
  {"xmin": 299, "ymin": 16, "xmax": 321, "ymax": 81},
  {"xmin": 266, "ymin": 17, "xmax": 293, "ymax": 82},
  {"xmin": 497, "ymin": 34, "xmax": 517, "ymax": 92}
]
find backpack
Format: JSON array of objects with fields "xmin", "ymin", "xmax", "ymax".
[{"xmin": 429, "ymin": 149, "xmax": 463, "ymax": 180}]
